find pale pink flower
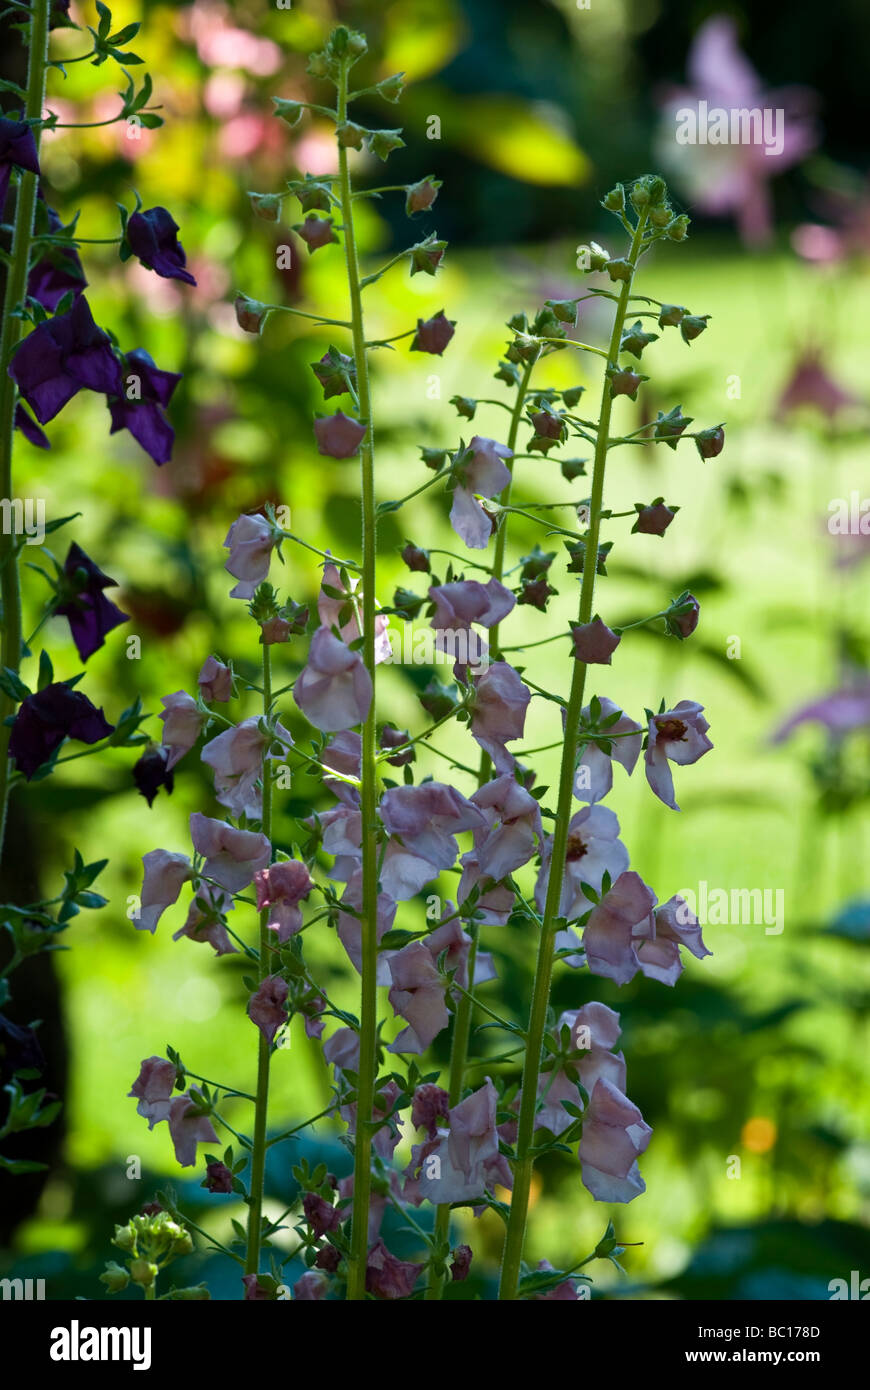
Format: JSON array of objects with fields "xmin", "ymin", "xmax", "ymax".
[
  {"xmin": 255, "ymin": 860, "xmax": 314, "ymax": 942},
  {"xmin": 138, "ymin": 849, "xmax": 191, "ymax": 933},
  {"xmin": 379, "ymin": 782, "xmax": 486, "ymax": 896},
  {"xmin": 159, "ymin": 691, "xmax": 206, "ymax": 771},
  {"xmin": 636, "ymin": 894, "xmax": 712, "ymax": 986},
  {"xmin": 470, "ymin": 662, "xmax": 530, "ymax": 772},
  {"xmin": 224, "ymin": 513, "xmax": 278, "ymax": 599},
  {"xmin": 247, "ymin": 974, "xmax": 288, "ymax": 1044},
  {"xmin": 387, "ymin": 941, "xmax": 449, "ymax": 1054},
  {"xmin": 173, "ymin": 885, "xmax": 236, "ymax": 955},
  {"xmin": 366, "ymin": 1238, "xmax": 424, "ymax": 1300},
  {"xmin": 294, "ymin": 627, "xmax": 373, "ymax": 732},
  {"xmin": 574, "ymin": 698, "xmax": 642, "ymax": 805},
  {"xmin": 189, "ymin": 812, "xmax": 270, "ymax": 892},
  {"xmin": 582, "ymin": 871, "xmax": 657, "ymax": 985},
  {"xmin": 449, "ymin": 436, "xmax": 512, "ymax": 549},
  {"xmin": 128, "ymin": 1056, "xmax": 176, "ymax": 1128},
  {"xmin": 579, "ymin": 1073, "xmax": 652, "ymax": 1203},
  {"xmin": 201, "ymin": 716, "xmax": 293, "ymax": 820},
  {"xmin": 198, "ymin": 656, "xmax": 232, "ymax": 702},
  {"xmin": 318, "ymin": 562, "xmax": 391, "ymax": 663},
  {"xmin": 645, "ymin": 700, "xmax": 712, "ymax": 810},
  {"xmin": 469, "ymin": 773, "xmax": 543, "ymax": 880},
  {"xmin": 167, "ymin": 1089, "xmax": 219, "ymax": 1168},
  {"xmin": 404, "ymin": 1077, "xmax": 511, "ymax": 1207},
  {"xmin": 535, "ymin": 805, "xmax": 630, "ymax": 919}
]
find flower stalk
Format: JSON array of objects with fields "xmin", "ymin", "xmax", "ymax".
[{"xmin": 498, "ymin": 209, "xmax": 649, "ymax": 1301}]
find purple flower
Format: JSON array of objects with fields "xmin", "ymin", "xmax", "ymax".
[
  {"xmin": 28, "ymin": 207, "xmax": 86, "ymax": 312},
  {"xmin": 571, "ymin": 617, "xmax": 621, "ymax": 665},
  {"xmin": 167, "ymin": 1090, "xmax": 219, "ymax": 1167},
  {"xmin": 775, "ymin": 350, "xmax": 859, "ymax": 420},
  {"xmin": 133, "ymin": 744, "xmax": 174, "ymax": 807},
  {"xmin": 772, "ymin": 681, "xmax": 870, "ymax": 743},
  {"xmin": 449, "ymin": 436, "xmax": 512, "ymax": 549},
  {"xmin": 54, "ymin": 542, "xmax": 129, "ymax": 660},
  {"xmin": 428, "ymin": 578, "xmax": 515, "ymax": 675},
  {"xmin": 255, "ymin": 860, "xmax": 314, "ymax": 942},
  {"xmin": 247, "ymin": 974, "xmax": 288, "ymax": 1044},
  {"xmin": 159, "ymin": 691, "xmax": 206, "ymax": 770},
  {"xmin": 411, "ymin": 1083, "xmax": 450, "ymax": 1137},
  {"xmin": 189, "ymin": 813, "xmax": 270, "ymax": 892},
  {"xmin": 365, "ymin": 1239, "xmax": 424, "ymax": 1300},
  {"xmin": 294, "ymin": 214, "xmax": 339, "ymax": 253},
  {"xmin": 573, "ymin": 698, "xmax": 642, "ymax": 805},
  {"xmin": 294, "ymin": 627, "xmax": 373, "ymax": 732},
  {"xmin": 535, "ymin": 805, "xmax": 630, "ymax": 919},
  {"xmin": 204, "ymin": 1161, "xmax": 234, "ymax": 1194},
  {"xmin": 173, "ymin": 886, "xmax": 237, "ymax": 957},
  {"xmin": 293, "ymin": 1272, "xmax": 329, "ymax": 1300},
  {"xmin": 469, "ymin": 773, "xmax": 543, "ymax": 880},
  {"xmin": 387, "ymin": 940, "xmax": 449, "ymax": 1054},
  {"xmin": 451, "ymin": 1246, "xmax": 472, "ymax": 1282},
  {"xmin": 128, "ymin": 1056, "xmax": 176, "ymax": 1129},
  {"xmin": 109, "ymin": 349, "xmax": 182, "ymax": 466},
  {"xmin": 126, "ymin": 206, "xmax": 197, "ymax": 285},
  {"xmin": 469, "ymin": 661, "xmax": 530, "ymax": 772},
  {"xmin": 224, "ymin": 513, "xmax": 278, "ymax": 599},
  {"xmin": 313, "ymin": 411, "xmax": 367, "ymax": 459},
  {"xmin": 201, "ymin": 716, "xmax": 293, "ymax": 820},
  {"xmin": 318, "ymin": 561, "xmax": 391, "ymax": 662},
  {"xmin": 9, "ymin": 682, "xmax": 114, "ymax": 779},
  {"xmin": 336, "ymin": 870, "xmax": 397, "ymax": 980},
  {"xmin": 13, "ymin": 403, "xmax": 49, "ymax": 449},
  {"xmin": 578, "ymin": 1071, "xmax": 652, "ymax": 1203},
  {"xmin": 137, "ymin": 849, "xmax": 192, "ymax": 934},
  {"xmin": 198, "ymin": 656, "xmax": 232, "ymax": 703},
  {"xmin": 634, "ymin": 894, "xmax": 712, "ymax": 986},
  {"xmin": 379, "ymin": 782, "xmax": 486, "ymax": 897},
  {"xmin": 658, "ymin": 16, "xmax": 816, "ymax": 245},
  {"xmin": 582, "ymin": 870, "xmax": 657, "ymax": 985},
  {"xmin": 404, "ymin": 1077, "xmax": 511, "ymax": 1208},
  {"xmin": 411, "ymin": 310, "xmax": 455, "ymax": 356},
  {"xmin": 645, "ymin": 700, "xmax": 713, "ymax": 810},
  {"xmin": 0, "ymin": 118, "xmax": 39, "ymax": 212},
  {"xmin": 303, "ymin": 1192, "xmax": 341, "ymax": 1239},
  {"xmin": 8, "ymin": 295, "xmax": 122, "ymax": 425}
]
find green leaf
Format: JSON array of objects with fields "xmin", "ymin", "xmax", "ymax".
[
  {"xmin": 0, "ymin": 668, "xmax": 31, "ymax": 703},
  {"xmin": 37, "ymin": 649, "xmax": 53, "ymax": 691}
]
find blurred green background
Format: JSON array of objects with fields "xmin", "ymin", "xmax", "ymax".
[{"xmin": 1, "ymin": 0, "xmax": 868, "ymax": 1299}]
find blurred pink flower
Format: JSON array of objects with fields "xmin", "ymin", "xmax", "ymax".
[{"xmin": 657, "ymin": 16, "xmax": 816, "ymax": 244}]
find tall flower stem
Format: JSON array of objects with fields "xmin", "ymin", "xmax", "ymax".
[
  {"xmin": 244, "ymin": 643, "xmax": 273, "ymax": 1279},
  {"xmin": 0, "ymin": 0, "xmax": 50, "ymax": 864},
  {"xmin": 498, "ymin": 211, "xmax": 648, "ymax": 1301},
  {"xmin": 336, "ymin": 57, "xmax": 380, "ymax": 1302},
  {"xmin": 426, "ymin": 353, "xmax": 537, "ymax": 1298}
]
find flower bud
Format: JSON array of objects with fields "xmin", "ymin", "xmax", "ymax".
[
  {"xmin": 606, "ymin": 258, "xmax": 632, "ymax": 283},
  {"xmin": 377, "ymin": 72, "xmax": 405, "ymax": 101},
  {"xmin": 449, "ymin": 396, "xmax": 476, "ymax": 420},
  {"xmin": 653, "ymin": 405, "xmax": 693, "ymax": 450},
  {"xmin": 410, "ymin": 238, "xmax": 446, "ymax": 276},
  {"xmin": 518, "ymin": 577, "xmax": 555, "ymax": 611},
  {"xmin": 666, "ymin": 214, "xmax": 691, "ymax": 241},
  {"xmin": 632, "ymin": 499, "xmax": 678, "ymax": 536},
  {"xmin": 543, "ymin": 298, "xmax": 577, "ymax": 325},
  {"xmin": 294, "ymin": 215, "xmax": 339, "ymax": 254},
  {"xmin": 313, "ymin": 411, "xmax": 367, "ymax": 458},
  {"xmin": 620, "ymin": 321, "xmax": 658, "ymax": 359},
  {"xmin": 129, "ymin": 1259, "xmax": 158, "ymax": 1288},
  {"xmin": 312, "ymin": 346, "xmax": 356, "ymax": 399},
  {"xmin": 401, "ymin": 543, "xmax": 430, "ymax": 573},
  {"xmin": 530, "ymin": 407, "xmax": 565, "ymax": 441},
  {"xmin": 657, "ymin": 303, "xmax": 686, "ymax": 328},
  {"xmin": 100, "ymin": 1262, "xmax": 130, "ymax": 1294},
  {"xmin": 380, "ymin": 726, "xmax": 414, "ymax": 766},
  {"xmin": 204, "ymin": 1161, "xmax": 234, "ymax": 1193},
  {"xmin": 393, "ymin": 587, "xmax": 426, "ymax": 620},
  {"xmin": 248, "ymin": 192, "xmax": 282, "ymax": 221},
  {"xmin": 234, "ymin": 294, "xmax": 269, "ymax": 336},
  {"xmin": 336, "ymin": 122, "xmax": 366, "ymax": 150},
  {"xmin": 112, "ymin": 1223, "xmax": 137, "ymax": 1253},
  {"xmin": 560, "ymin": 457, "xmax": 588, "ymax": 482},
  {"xmin": 366, "ymin": 129, "xmax": 405, "ymax": 161},
  {"xmin": 695, "ymin": 424, "xmax": 725, "ymax": 459},
  {"xmin": 665, "ymin": 592, "xmax": 700, "ymax": 639},
  {"xmin": 411, "ymin": 310, "xmax": 455, "ymax": 356},
  {"xmin": 288, "ymin": 177, "xmax": 333, "ymax": 213},
  {"xmin": 272, "ymin": 98, "xmax": 303, "ymax": 126},
  {"xmin": 587, "ymin": 242, "xmax": 610, "ymax": 271},
  {"xmin": 405, "ymin": 176, "xmax": 441, "ymax": 216},
  {"xmin": 680, "ymin": 313, "xmax": 709, "ymax": 342},
  {"xmin": 608, "ymin": 366, "xmax": 647, "ymax": 400},
  {"xmin": 602, "ymin": 184, "xmax": 625, "ymax": 212}
]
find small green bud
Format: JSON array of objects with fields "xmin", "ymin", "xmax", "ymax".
[
  {"xmin": 657, "ymin": 303, "xmax": 686, "ymax": 328},
  {"xmin": 248, "ymin": 192, "xmax": 282, "ymax": 221},
  {"xmin": 666, "ymin": 214, "xmax": 691, "ymax": 241},
  {"xmin": 680, "ymin": 313, "xmax": 709, "ymax": 342},
  {"xmin": 100, "ymin": 1262, "xmax": 130, "ymax": 1294},
  {"xmin": 112, "ymin": 1223, "xmax": 136, "ymax": 1254},
  {"xmin": 602, "ymin": 184, "xmax": 625, "ymax": 212},
  {"xmin": 272, "ymin": 98, "xmax": 303, "ymax": 127},
  {"xmin": 129, "ymin": 1259, "xmax": 158, "ymax": 1288},
  {"xmin": 606, "ymin": 258, "xmax": 632, "ymax": 283}
]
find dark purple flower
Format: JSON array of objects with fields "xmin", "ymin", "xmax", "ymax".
[
  {"xmin": 411, "ymin": 311, "xmax": 455, "ymax": 355},
  {"xmin": 450, "ymin": 1245, "xmax": 472, "ymax": 1282},
  {"xmin": 133, "ymin": 744, "xmax": 174, "ymax": 807},
  {"xmin": 13, "ymin": 404, "xmax": 49, "ymax": 449},
  {"xmin": 365, "ymin": 1238, "xmax": 424, "ymax": 1300},
  {"xmin": 9, "ymin": 682, "xmax": 114, "ymax": 779},
  {"xmin": 571, "ymin": 617, "xmax": 621, "ymax": 665},
  {"xmin": 294, "ymin": 214, "xmax": 339, "ymax": 253},
  {"xmin": 108, "ymin": 348, "xmax": 182, "ymax": 466},
  {"xmin": 28, "ymin": 207, "xmax": 86, "ymax": 311},
  {"xmin": 303, "ymin": 1192, "xmax": 341, "ymax": 1239},
  {"xmin": 0, "ymin": 119, "xmax": 39, "ymax": 212},
  {"xmin": 0, "ymin": 1013, "xmax": 45, "ymax": 1084},
  {"xmin": 126, "ymin": 207, "xmax": 197, "ymax": 285},
  {"xmin": 8, "ymin": 295, "xmax": 122, "ymax": 425},
  {"xmin": 54, "ymin": 541, "xmax": 129, "ymax": 660},
  {"xmin": 203, "ymin": 1161, "xmax": 233, "ymax": 1193},
  {"xmin": 313, "ymin": 411, "xmax": 367, "ymax": 459}
]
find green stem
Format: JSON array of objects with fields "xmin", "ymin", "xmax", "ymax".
[
  {"xmin": 0, "ymin": 0, "xmax": 50, "ymax": 865},
  {"xmin": 336, "ymin": 58, "xmax": 379, "ymax": 1304},
  {"xmin": 497, "ymin": 210, "xmax": 649, "ymax": 1301},
  {"xmin": 244, "ymin": 643, "xmax": 273, "ymax": 1282},
  {"xmin": 426, "ymin": 352, "xmax": 537, "ymax": 1300}
]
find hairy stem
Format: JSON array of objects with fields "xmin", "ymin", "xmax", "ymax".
[
  {"xmin": 336, "ymin": 58, "xmax": 379, "ymax": 1303},
  {"xmin": 498, "ymin": 211, "xmax": 648, "ymax": 1301},
  {"xmin": 244, "ymin": 643, "xmax": 273, "ymax": 1280},
  {"xmin": 0, "ymin": 0, "xmax": 51, "ymax": 864}
]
